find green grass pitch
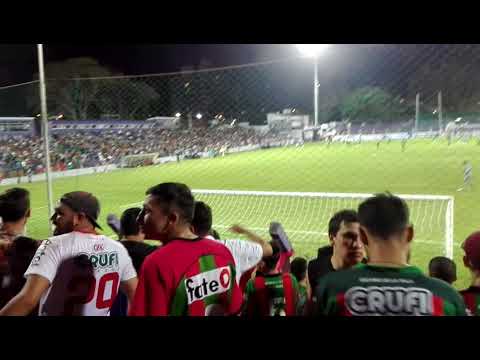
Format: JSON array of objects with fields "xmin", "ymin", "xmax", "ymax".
[{"xmin": 5, "ymin": 138, "xmax": 479, "ymax": 290}]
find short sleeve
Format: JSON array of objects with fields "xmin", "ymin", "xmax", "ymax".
[
  {"xmin": 223, "ymin": 239, "xmax": 263, "ymax": 278},
  {"xmin": 24, "ymin": 238, "xmax": 61, "ymax": 284},
  {"xmin": 120, "ymin": 247, "xmax": 137, "ymax": 282}
]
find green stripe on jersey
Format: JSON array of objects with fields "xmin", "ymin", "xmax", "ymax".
[
  {"xmin": 199, "ymin": 255, "xmax": 218, "ymax": 306},
  {"xmin": 170, "ymin": 276, "xmax": 188, "ymax": 316}
]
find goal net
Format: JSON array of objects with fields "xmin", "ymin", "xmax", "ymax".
[
  {"xmin": 120, "ymin": 153, "xmax": 159, "ymax": 168},
  {"xmin": 192, "ymin": 190, "xmax": 454, "ymax": 269}
]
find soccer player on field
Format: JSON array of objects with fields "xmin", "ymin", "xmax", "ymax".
[
  {"xmin": 307, "ymin": 210, "xmax": 364, "ymax": 292},
  {"xmin": 244, "ymin": 242, "xmax": 301, "ymax": 316},
  {"xmin": 0, "ymin": 191, "xmax": 138, "ymax": 316},
  {"xmin": 460, "ymin": 232, "xmax": 480, "ymax": 316},
  {"xmin": 458, "ymin": 160, "xmax": 473, "ymax": 191},
  {"xmin": 314, "ymin": 193, "xmax": 467, "ymax": 316},
  {"xmin": 129, "ymin": 183, "xmax": 243, "ymax": 316},
  {"xmin": 190, "ymin": 201, "xmax": 273, "ymax": 291}
]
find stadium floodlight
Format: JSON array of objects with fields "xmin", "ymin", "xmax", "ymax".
[
  {"xmin": 294, "ymin": 44, "xmax": 331, "ymax": 128},
  {"xmin": 175, "ymin": 112, "xmax": 182, "ymax": 118},
  {"xmin": 455, "ymin": 117, "xmax": 462, "ymax": 122},
  {"xmin": 295, "ymin": 44, "xmax": 330, "ymax": 58},
  {"xmin": 196, "ymin": 113, "xmax": 203, "ymax": 120}
]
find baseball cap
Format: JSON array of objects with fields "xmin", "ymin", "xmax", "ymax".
[
  {"xmin": 59, "ymin": 191, "xmax": 103, "ymax": 230},
  {"xmin": 462, "ymin": 231, "xmax": 480, "ymax": 269}
]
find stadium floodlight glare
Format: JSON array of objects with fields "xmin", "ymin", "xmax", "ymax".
[
  {"xmin": 295, "ymin": 44, "xmax": 330, "ymax": 58},
  {"xmin": 175, "ymin": 112, "xmax": 181, "ymax": 118},
  {"xmin": 196, "ymin": 113, "xmax": 203, "ymax": 120},
  {"xmin": 294, "ymin": 44, "xmax": 331, "ymax": 128}
]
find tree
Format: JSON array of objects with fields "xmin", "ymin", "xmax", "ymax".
[
  {"xmin": 95, "ymin": 79, "xmax": 160, "ymax": 119},
  {"xmin": 406, "ymin": 59, "xmax": 480, "ymax": 114},
  {"xmin": 340, "ymin": 86, "xmax": 408, "ymax": 123},
  {"xmin": 28, "ymin": 57, "xmax": 114, "ymax": 119}
]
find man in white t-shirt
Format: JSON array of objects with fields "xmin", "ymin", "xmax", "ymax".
[
  {"xmin": 190, "ymin": 201, "xmax": 273, "ymax": 286},
  {"xmin": 0, "ymin": 191, "xmax": 137, "ymax": 316}
]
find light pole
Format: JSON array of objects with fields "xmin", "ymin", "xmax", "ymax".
[
  {"xmin": 37, "ymin": 44, "xmax": 54, "ymax": 225},
  {"xmin": 295, "ymin": 44, "xmax": 331, "ymax": 128}
]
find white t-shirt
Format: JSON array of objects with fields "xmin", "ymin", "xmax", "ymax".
[
  {"xmin": 206, "ymin": 235, "xmax": 263, "ymax": 283},
  {"xmin": 25, "ymin": 231, "xmax": 136, "ymax": 316}
]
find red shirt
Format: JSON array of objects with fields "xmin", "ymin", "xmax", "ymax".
[{"xmin": 129, "ymin": 237, "xmax": 243, "ymax": 316}]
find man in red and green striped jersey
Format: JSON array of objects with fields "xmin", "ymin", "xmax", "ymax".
[
  {"xmin": 129, "ymin": 183, "xmax": 243, "ymax": 316},
  {"xmin": 460, "ymin": 232, "xmax": 480, "ymax": 316},
  {"xmin": 314, "ymin": 192, "xmax": 467, "ymax": 316},
  {"xmin": 244, "ymin": 242, "xmax": 301, "ymax": 316}
]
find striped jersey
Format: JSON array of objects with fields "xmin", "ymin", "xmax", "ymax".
[
  {"xmin": 460, "ymin": 286, "xmax": 480, "ymax": 316},
  {"xmin": 129, "ymin": 238, "xmax": 242, "ymax": 316},
  {"xmin": 315, "ymin": 263, "xmax": 467, "ymax": 316},
  {"xmin": 244, "ymin": 273, "xmax": 300, "ymax": 316}
]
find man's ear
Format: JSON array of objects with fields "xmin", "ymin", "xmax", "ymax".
[
  {"xmin": 359, "ymin": 226, "xmax": 368, "ymax": 247},
  {"xmin": 328, "ymin": 234, "xmax": 335, "ymax": 245},
  {"xmin": 25, "ymin": 209, "xmax": 31, "ymax": 219},
  {"xmin": 405, "ymin": 225, "xmax": 414, "ymax": 244},
  {"xmin": 463, "ymin": 255, "xmax": 470, "ymax": 269},
  {"xmin": 168, "ymin": 212, "xmax": 179, "ymax": 226}
]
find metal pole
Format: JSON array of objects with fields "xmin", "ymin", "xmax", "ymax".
[
  {"xmin": 415, "ymin": 93, "xmax": 420, "ymax": 133},
  {"xmin": 314, "ymin": 57, "xmax": 319, "ymax": 127},
  {"xmin": 37, "ymin": 44, "xmax": 54, "ymax": 224},
  {"xmin": 438, "ymin": 91, "xmax": 443, "ymax": 134}
]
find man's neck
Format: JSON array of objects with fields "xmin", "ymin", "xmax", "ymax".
[
  {"xmin": 73, "ymin": 225, "xmax": 97, "ymax": 235},
  {"xmin": 1, "ymin": 221, "xmax": 25, "ymax": 237},
  {"xmin": 165, "ymin": 227, "xmax": 197, "ymax": 243},
  {"xmin": 123, "ymin": 235, "xmax": 144, "ymax": 242}
]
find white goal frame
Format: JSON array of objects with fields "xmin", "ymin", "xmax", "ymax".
[{"xmin": 192, "ymin": 189, "xmax": 455, "ymax": 259}]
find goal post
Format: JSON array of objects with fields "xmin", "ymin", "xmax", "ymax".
[{"xmin": 191, "ymin": 189, "xmax": 455, "ymax": 260}]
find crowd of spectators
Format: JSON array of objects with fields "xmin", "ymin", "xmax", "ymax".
[{"xmin": 0, "ymin": 125, "xmax": 291, "ymax": 178}]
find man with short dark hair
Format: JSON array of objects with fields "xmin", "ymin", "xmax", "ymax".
[
  {"xmin": 0, "ymin": 188, "xmax": 31, "ymax": 287},
  {"xmin": 429, "ymin": 256, "xmax": 457, "ymax": 285},
  {"xmin": 0, "ymin": 191, "xmax": 137, "ymax": 316},
  {"xmin": 244, "ymin": 242, "xmax": 301, "ymax": 317},
  {"xmin": 308, "ymin": 210, "xmax": 364, "ymax": 291},
  {"xmin": 315, "ymin": 192, "xmax": 467, "ymax": 316},
  {"xmin": 460, "ymin": 232, "xmax": 480, "ymax": 316},
  {"xmin": 190, "ymin": 201, "xmax": 272, "ymax": 288},
  {"xmin": 111, "ymin": 207, "xmax": 158, "ymax": 316},
  {"xmin": 129, "ymin": 183, "xmax": 243, "ymax": 316},
  {"xmin": 119, "ymin": 207, "xmax": 157, "ymax": 272}
]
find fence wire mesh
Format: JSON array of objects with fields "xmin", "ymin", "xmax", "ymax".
[{"xmin": 0, "ymin": 44, "xmax": 479, "ymax": 286}]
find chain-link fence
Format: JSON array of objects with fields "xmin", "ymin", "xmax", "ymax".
[{"xmin": 1, "ymin": 44, "xmax": 480, "ymax": 287}]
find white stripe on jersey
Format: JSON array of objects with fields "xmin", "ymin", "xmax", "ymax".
[{"xmin": 25, "ymin": 231, "xmax": 136, "ymax": 316}]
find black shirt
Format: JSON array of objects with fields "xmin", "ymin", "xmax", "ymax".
[
  {"xmin": 110, "ymin": 241, "xmax": 157, "ymax": 317},
  {"xmin": 121, "ymin": 241, "xmax": 158, "ymax": 273},
  {"xmin": 307, "ymin": 245, "xmax": 335, "ymax": 292}
]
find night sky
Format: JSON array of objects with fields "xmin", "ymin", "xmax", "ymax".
[{"xmin": 0, "ymin": 44, "xmax": 296, "ymax": 86}]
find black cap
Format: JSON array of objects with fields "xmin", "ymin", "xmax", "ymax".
[{"xmin": 59, "ymin": 191, "xmax": 102, "ymax": 230}]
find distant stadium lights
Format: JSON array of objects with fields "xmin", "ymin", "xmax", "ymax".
[
  {"xmin": 175, "ymin": 112, "xmax": 182, "ymax": 118},
  {"xmin": 295, "ymin": 44, "xmax": 331, "ymax": 58},
  {"xmin": 196, "ymin": 113, "xmax": 203, "ymax": 120},
  {"xmin": 57, "ymin": 114, "xmax": 64, "ymax": 119},
  {"xmin": 456, "ymin": 117, "xmax": 462, "ymax": 122}
]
